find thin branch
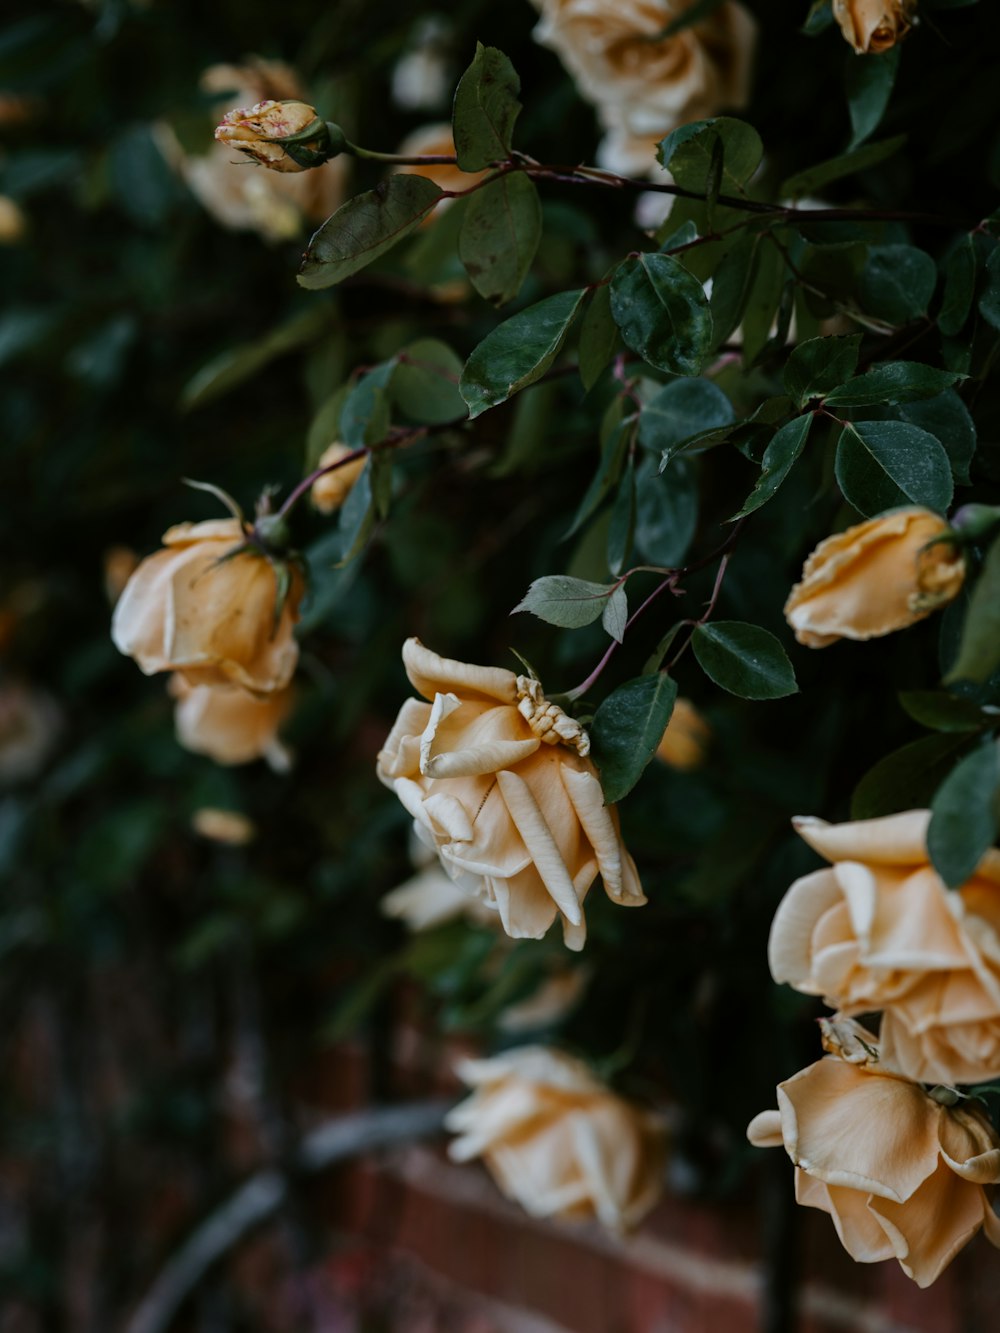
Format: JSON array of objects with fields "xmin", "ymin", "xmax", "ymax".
[{"xmin": 125, "ymin": 1100, "xmax": 451, "ymax": 1333}]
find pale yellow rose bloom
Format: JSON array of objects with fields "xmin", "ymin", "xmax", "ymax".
[
  {"xmin": 376, "ymin": 639, "xmax": 645, "ymax": 951},
  {"xmin": 446, "ymin": 1046, "xmax": 666, "ymax": 1231},
  {"xmin": 191, "ymin": 807, "xmax": 256, "ymax": 845},
  {"xmin": 833, "ymin": 0, "xmax": 915, "ymax": 54},
  {"xmin": 654, "ymin": 696, "xmax": 710, "ymax": 770},
  {"xmin": 769, "ymin": 809, "xmax": 1000, "ymax": 1085},
  {"xmin": 169, "ymin": 676, "xmax": 293, "ymax": 770},
  {"xmin": 748, "ymin": 1044, "xmax": 1000, "ymax": 1287},
  {"xmin": 530, "ymin": 0, "xmax": 757, "ymax": 176},
  {"xmin": 784, "ymin": 507, "xmax": 964, "ymax": 648},
  {"xmin": 111, "ymin": 519, "xmax": 302, "ymax": 694},
  {"xmin": 158, "ymin": 60, "xmax": 347, "ymax": 242},
  {"xmin": 310, "ymin": 443, "xmax": 368, "ymax": 514}
]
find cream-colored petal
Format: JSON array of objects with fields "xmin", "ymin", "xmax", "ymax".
[
  {"xmin": 496, "ymin": 770, "xmax": 584, "ymax": 927},
  {"xmin": 747, "ymin": 1109, "xmax": 783, "ymax": 1147},
  {"xmin": 848, "ymin": 865, "xmax": 970, "ymax": 971},
  {"xmin": 561, "ymin": 764, "xmax": 644, "ymax": 905},
  {"xmin": 793, "ymin": 811, "xmax": 931, "ymax": 867},
  {"xmin": 488, "ymin": 868, "xmax": 562, "ymax": 943},
  {"xmin": 375, "ymin": 697, "xmax": 432, "ymax": 782},
  {"xmin": 403, "ymin": 637, "xmax": 518, "ymax": 705},
  {"xmin": 419, "ymin": 691, "xmax": 539, "ymax": 778},
  {"xmin": 816, "ymin": 1182, "xmax": 898, "ymax": 1264},
  {"xmin": 768, "ymin": 868, "xmax": 843, "ymax": 986},
  {"xmin": 868, "ymin": 1160, "xmax": 986, "ymax": 1288}
]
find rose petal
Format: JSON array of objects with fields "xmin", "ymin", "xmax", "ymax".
[
  {"xmin": 793, "ymin": 811, "xmax": 931, "ymax": 867},
  {"xmin": 868, "ymin": 1159, "xmax": 987, "ymax": 1288},
  {"xmin": 403, "ymin": 637, "xmax": 518, "ymax": 706},
  {"xmin": 768, "ymin": 868, "xmax": 843, "ymax": 987},
  {"xmin": 496, "ymin": 770, "xmax": 584, "ymax": 927}
]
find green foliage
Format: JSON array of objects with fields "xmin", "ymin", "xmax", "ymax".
[
  {"xmin": 657, "ymin": 117, "xmax": 763, "ymax": 195},
  {"xmin": 610, "ymin": 253, "xmax": 713, "ymax": 376},
  {"xmin": 691, "ymin": 622, "xmax": 798, "ymax": 700},
  {"xmin": 927, "ymin": 741, "xmax": 1000, "ymax": 887},
  {"xmin": 513, "ymin": 575, "xmax": 617, "ymax": 630},
  {"xmin": 590, "ymin": 673, "xmax": 678, "ymax": 803},
  {"xmin": 451, "ymin": 43, "xmax": 521, "ymax": 171},
  {"xmin": 459, "ymin": 172, "xmax": 541, "ymax": 305},
  {"xmin": 858, "ymin": 244, "xmax": 937, "ymax": 324},
  {"xmin": 947, "ymin": 534, "xmax": 1000, "ymax": 684},
  {"xmin": 834, "ymin": 420, "xmax": 953, "ymax": 516},
  {"xmin": 730, "ymin": 415, "xmax": 812, "ymax": 519},
  {"xmin": 845, "ymin": 48, "xmax": 899, "ymax": 149},
  {"xmin": 460, "ymin": 288, "xmax": 585, "ymax": 417},
  {"xmin": 783, "ymin": 335, "xmax": 862, "ymax": 407}
]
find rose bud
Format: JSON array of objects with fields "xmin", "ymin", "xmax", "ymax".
[
  {"xmin": 832, "ymin": 0, "xmax": 915, "ymax": 54},
  {"xmin": 310, "ymin": 443, "xmax": 368, "ymax": 514},
  {"xmin": 214, "ymin": 100, "xmax": 337, "ymax": 173},
  {"xmin": 784, "ymin": 507, "xmax": 964, "ymax": 648}
]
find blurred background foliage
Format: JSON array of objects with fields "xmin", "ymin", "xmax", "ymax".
[{"xmin": 3, "ymin": 0, "xmax": 1000, "ymax": 1327}]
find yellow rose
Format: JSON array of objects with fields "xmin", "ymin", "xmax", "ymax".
[
  {"xmin": 832, "ymin": 0, "xmax": 915, "ymax": 54},
  {"xmin": 111, "ymin": 519, "xmax": 302, "ymax": 694},
  {"xmin": 376, "ymin": 639, "xmax": 645, "ymax": 951},
  {"xmin": 214, "ymin": 99, "xmax": 326, "ymax": 173},
  {"xmin": 654, "ymin": 696, "xmax": 710, "ymax": 770},
  {"xmin": 169, "ymin": 676, "xmax": 293, "ymax": 770},
  {"xmin": 784, "ymin": 507, "xmax": 964, "ymax": 648},
  {"xmin": 530, "ymin": 0, "xmax": 757, "ymax": 176},
  {"xmin": 769, "ymin": 810, "xmax": 1000, "ymax": 1085},
  {"xmin": 446, "ymin": 1045, "xmax": 666, "ymax": 1231},
  {"xmin": 310, "ymin": 443, "xmax": 368, "ymax": 514},
  {"xmin": 159, "ymin": 60, "xmax": 347, "ymax": 241},
  {"xmin": 747, "ymin": 1038, "xmax": 1000, "ymax": 1287}
]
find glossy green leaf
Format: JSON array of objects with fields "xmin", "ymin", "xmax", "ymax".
[
  {"xmin": 512, "ymin": 575, "xmax": 613, "ymax": 629},
  {"xmin": 782, "ymin": 334, "xmax": 862, "ymax": 407},
  {"xmin": 691, "ymin": 621, "xmax": 798, "ymax": 699},
  {"xmin": 182, "ymin": 308, "xmax": 330, "ymax": 410},
  {"xmin": 846, "ymin": 47, "xmax": 899, "ymax": 149},
  {"xmin": 730, "ymin": 414, "xmax": 811, "ymax": 519},
  {"xmin": 657, "ymin": 117, "xmax": 763, "ymax": 194},
  {"xmin": 708, "ymin": 233, "xmax": 756, "ymax": 347},
  {"xmin": 452, "ymin": 43, "xmax": 520, "ymax": 171},
  {"xmin": 458, "ymin": 172, "xmax": 541, "ymax": 305},
  {"xmin": 899, "ymin": 690, "xmax": 989, "ymax": 732},
  {"xmin": 825, "ymin": 362, "xmax": 962, "ymax": 408},
  {"xmin": 565, "ymin": 417, "xmax": 632, "ymax": 537},
  {"xmin": 578, "ymin": 283, "xmax": 618, "ymax": 391},
  {"xmin": 740, "ymin": 234, "xmax": 784, "ymax": 363},
  {"xmin": 460, "ymin": 288, "xmax": 586, "ymax": 418},
  {"xmin": 946, "ymin": 534, "xmax": 1000, "ymax": 684},
  {"xmin": 633, "ymin": 455, "xmax": 698, "ymax": 567},
  {"xmin": 928, "ymin": 741, "xmax": 1000, "ymax": 887},
  {"xmin": 859, "ymin": 245, "xmax": 937, "ymax": 324},
  {"xmin": 835, "ymin": 420, "xmax": 953, "ymax": 516},
  {"xmin": 393, "ymin": 338, "xmax": 465, "ymax": 424},
  {"xmin": 298, "ymin": 176, "xmax": 443, "ymax": 289},
  {"xmin": 590, "ymin": 673, "xmax": 678, "ymax": 803},
  {"xmin": 638, "ymin": 376, "xmax": 734, "ymax": 458},
  {"xmin": 782, "ymin": 135, "xmax": 906, "ymax": 197},
  {"xmin": 607, "ymin": 455, "xmax": 635, "ymax": 576},
  {"xmin": 851, "ymin": 732, "xmax": 975, "ymax": 819},
  {"xmin": 938, "ymin": 234, "xmax": 977, "ymax": 336},
  {"xmin": 602, "ymin": 584, "xmax": 629, "ymax": 643},
  {"xmin": 610, "ymin": 253, "xmax": 713, "ymax": 376},
  {"xmin": 897, "ymin": 390, "xmax": 976, "ymax": 486},
  {"xmin": 340, "ymin": 359, "xmax": 397, "ymax": 448}
]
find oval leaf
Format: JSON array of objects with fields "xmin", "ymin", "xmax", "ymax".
[
  {"xmin": 512, "ymin": 574, "xmax": 612, "ymax": 629},
  {"xmin": 691, "ymin": 621, "xmax": 798, "ymax": 699},
  {"xmin": 458, "ymin": 172, "xmax": 541, "ymax": 306},
  {"xmin": 730, "ymin": 413, "xmax": 811, "ymax": 520},
  {"xmin": 610, "ymin": 253, "xmax": 712, "ymax": 376},
  {"xmin": 590, "ymin": 673, "xmax": 679, "ymax": 803},
  {"xmin": 452, "ymin": 43, "xmax": 521, "ymax": 171},
  {"xmin": 824, "ymin": 362, "xmax": 961, "ymax": 409},
  {"xmin": 927, "ymin": 741, "xmax": 1000, "ymax": 888},
  {"xmin": 835, "ymin": 420, "xmax": 953, "ymax": 517}
]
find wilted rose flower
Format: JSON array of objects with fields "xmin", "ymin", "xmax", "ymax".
[
  {"xmin": 191, "ymin": 807, "xmax": 256, "ymax": 845},
  {"xmin": 784, "ymin": 507, "xmax": 964, "ymax": 648},
  {"xmin": 376, "ymin": 639, "xmax": 645, "ymax": 950},
  {"xmin": 310, "ymin": 443, "xmax": 368, "ymax": 514},
  {"xmin": 170, "ymin": 676, "xmax": 293, "ymax": 770},
  {"xmin": 833, "ymin": 0, "xmax": 915, "ymax": 53},
  {"xmin": 530, "ymin": 0, "xmax": 757, "ymax": 176},
  {"xmin": 0, "ymin": 683, "xmax": 61, "ymax": 785},
  {"xmin": 655, "ymin": 697, "xmax": 710, "ymax": 771},
  {"xmin": 769, "ymin": 809, "xmax": 1000, "ymax": 1086},
  {"xmin": 111, "ymin": 519, "xmax": 303, "ymax": 694},
  {"xmin": 447, "ymin": 1046, "xmax": 666, "ymax": 1231},
  {"xmin": 158, "ymin": 60, "xmax": 347, "ymax": 241},
  {"xmin": 747, "ymin": 1037, "xmax": 1000, "ymax": 1287},
  {"xmin": 214, "ymin": 99, "xmax": 328, "ymax": 173}
]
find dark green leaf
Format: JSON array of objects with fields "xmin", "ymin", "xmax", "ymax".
[
  {"xmin": 182, "ymin": 308, "xmax": 330, "ymax": 411},
  {"xmin": 947, "ymin": 534, "xmax": 1000, "ymax": 684},
  {"xmin": 458, "ymin": 172, "xmax": 541, "ymax": 305},
  {"xmin": 730, "ymin": 414, "xmax": 812, "ymax": 519},
  {"xmin": 835, "ymin": 421, "xmax": 953, "ymax": 516},
  {"xmin": 898, "ymin": 391, "xmax": 975, "ymax": 486},
  {"xmin": 452, "ymin": 43, "xmax": 521, "ymax": 170},
  {"xmin": 633, "ymin": 456, "xmax": 698, "ymax": 566},
  {"xmin": 825, "ymin": 362, "xmax": 962, "ymax": 408},
  {"xmin": 299, "ymin": 176, "xmax": 443, "ymax": 289},
  {"xmin": 899, "ymin": 690, "xmax": 990, "ymax": 732},
  {"xmin": 783, "ymin": 334, "xmax": 862, "ymax": 407},
  {"xmin": 565, "ymin": 417, "xmax": 632, "ymax": 537},
  {"xmin": 643, "ymin": 623, "xmax": 685, "ymax": 673},
  {"xmin": 607, "ymin": 455, "xmax": 636, "ymax": 576},
  {"xmin": 340, "ymin": 360, "xmax": 397, "ymax": 448},
  {"xmin": 602, "ymin": 584, "xmax": 629, "ymax": 642},
  {"xmin": 638, "ymin": 377, "xmax": 734, "ymax": 458},
  {"xmin": 928, "ymin": 741, "xmax": 1000, "ymax": 887},
  {"xmin": 846, "ymin": 48, "xmax": 899, "ymax": 149},
  {"xmin": 512, "ymin": 575, "xmax": 613, "ymax": 629},
  {"xmin": 803, "ymin": 0, "xmax": 834, "ymax": 34},
  {"xmin": 460, "ymin": 288, "xmax": 586, "ymax": 418},
  {"xmin": 938, "ymin": 235, "xmax": 976, "ymax": 337},
  {"xmin": 393, "ymin": 338, "xmax": 465, "ymax": 424},
  {"xmin": 979, "ymin": 246, "xmax": 1000, "ymax": 331},
  {"xmin": 782, "ymin": 135, "xmax": 906, "ymax": 197},
  {"xmin": 578, "ymin": 284, "xmax": 619, "ymax": 391},
  {"xmin": 657, "ymin": 117, "xmax": 763, "ymax": 194},
  {"xmin": 591, "ymin": 674, "xmax": 679, "ymax": 803},
  {"xmin": 851, "ymin": 732, "xmax": 975, "ymax": 819},
  {"xmin": 691, "ymin": 621, "xmax": 798, "ymax": 699},
  {"xmin": 336, "ymin": 458, "xmax": 376, "ymax": 566},
  {"xmin": 741, "ymin": 234, "xmax": 785, "ymax": 363},
  {"xmin": 709, "ymin": 233, "xmax": 756, "ymax": 347},
  {"xmin": 610, "ymin": 253, "xmax": 713, "ymax": 376},
  {"xmin": 859, "ymin": 244, "xmax": 937, "ymax": 324}
]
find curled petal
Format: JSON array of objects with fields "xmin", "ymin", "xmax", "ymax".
[
  {"xmin": 561, "ymin": 764, "xmax": 645, "ymax": 905},
  {"xmin": 768, "ymin": 868, "xmax": 842, "ymax": 987},
  {"xmin": 793, "ymin": 811, "xmax": 931, "ymax": 867},
  {"xmin": 403, "ymin": 637, "xmax": 517, "ymax": 706},
  {"xmin": 496, "ymin": 769, "xmax": 584, "ymax": 927},
  {"xmin": 747, "ymin": 1110, "xmax": 783, "ymax": 1148}
]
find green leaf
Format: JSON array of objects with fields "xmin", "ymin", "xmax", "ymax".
[
  {"xmin": 803, "ymin": 0, "xmax": 834, "ymax": 34},
  {"xmin": 181, "ymin": 308, "xmax": 330, "ymax": 411},
  {"xmin": 578, "ymin": 284, "xmax": 619, "ymax": 391},
  {"xmin": 459, "ymin": 288, "xmax": 586, "ymax": 418},
  {"xmin": 938, "ymin": 235, "xmax": 976, "ymax": 337},
  {"xmin": 899, "ymin": 690, "xmax": 990, "ymax": 732},
  {"xmin": 979, "ymin": 246, "xmax": 1000, "ymax": 331},
  {"xmin": 643, "ymin": 623, "xmax": 685, "ymax": 674},
  {"xmin": 782, "ymin": 134, "xmax": 906, "ymax": 197},
  {"xmin": 340, "ymin": 360, "xmax": 397, "ymax": 448},
  {"xmin": 610, "ymin": 253, "xmax": 713, "ymax": 376},
  {"xmin": 835, "ymin": 420, "xmax": 953, "ymax": 516},
  {"xmin": 638, "ymin": 377, "xmax": 734, "ymax": 459},
  {"xmin": 851, "ymin": 732, "xmax": 975, "ymax": 819},
  {"xmin": 393, "ymin": 338, "xmax": 465, "ymax": 424},
  {"xmin": 564, "ymin": 417, "xmax": 632, "ymax": 537},
  {"xmin": 458, "ymin": 172, "xmax": 541, "ymax": 305},
  {"xmin": 897, "ymin": 391, "xmax": 975, "ymax": 486},
  {"xmin": 590, "ymin": 674, "xmax": 679, "ymax": 803},
  {"xmin": 607, "ymin": 455, "xmax": 636, "ymax": 576},
  {"xmin": 512, "ymin": 575, "xmax": 613, "ymax": 629},
  {"xmin": 947, "ymin": 534, "xmax": 1000, "ymax": 684},
  {"xmin": 691, "ymin": 622, "xmax": 798, "ymax": 699},
  {"xmin": 740, "ymin": 234, "xmax": 785, "ymax": 363},
  {"xmin": 846, "ymin": 48, "xmax": 899, "ymax": 149},
  {"xmin": 859, "ymin": 245, "xmax": 937, "ymax": 324},
  {"xmin": 928, "ymin": 741, "xmax": 1000, "ymax": 887},
  {"xmin": 825, "ymin": 362, "xmax": 962, "ymax": 408},
  {"xmin": 730, "ymin": 414, "xmax": 812, "ymax": 519},
  {"xmin": 452, "ymin": 43, "xmax": 521, "ymax": 171},
  {"xmin": 336, "ymin": 458, "xmax": 376, "ymax": 566},
  {"xmin": 657, "ymin": 117, "xmax": 763, "ymax": 195},
  {"xmin": 783, "ymin": 334, "xmax": 862, "ymax": 407},
  {"xmin": 306, "ymin": 383, "xmax": 351, "ymax": 468},
  {"xmin": 708, "ymin": 233, "xmax": 756, "ymax": 347},
  {"xmin": 298, "ymin": 176, "xmax": 443, "ymax": 290},
  {"xmin": 633, "ymin": 456, "xmax": 698, "ymax": 566},
  {"xmin": 602, "ymin": 584, "xmax": 629, "ymax": 643}
]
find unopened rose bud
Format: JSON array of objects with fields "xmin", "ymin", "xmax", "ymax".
[
  {"xmin": 310, "ymin": 443, "xmax": 367, "ymax": 514},
  {"xmin": 832, "ymin": 0, "xmax": 915, "ymax": 54},
  {"xmin": 214, "ymin": 100, "xmax": 337, "ymax": 173}
]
